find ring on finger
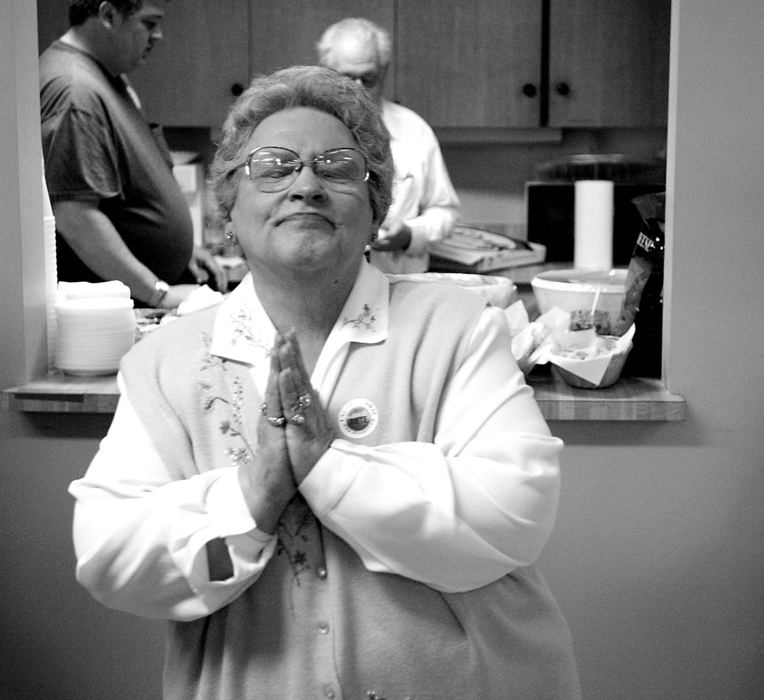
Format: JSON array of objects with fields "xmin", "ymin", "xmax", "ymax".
[
  {"xmin": 291, "ymin": 393, "xmax": 312, "ymax": 414},
  {"xmin": 260, "ymin": 403, "xmax": 286, "ymax": 428},
  {"xmin": 287, "ymin": 412, "xmax": 306, "ymax": 425}
]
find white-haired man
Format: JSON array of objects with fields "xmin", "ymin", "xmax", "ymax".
[{"xmin": 318, "ymin": 17, "xmax": 460, "ymax": 274}]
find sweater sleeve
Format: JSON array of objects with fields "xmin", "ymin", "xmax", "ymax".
[
  {"xmin": 69, "ymin": 373, "xmax": 277, "ymax": 621},
  {"xmin": 299, "ymin": 306, "xmax": 562, "ymax": 592}
]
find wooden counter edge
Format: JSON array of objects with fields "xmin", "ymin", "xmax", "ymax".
[
  {"xmin": 3, "ymin": 372, "xmax": 685, "ymax": 422},
  {"xmin": 1, "ymin": 373, "xmax": 120, "ymax": 414}
]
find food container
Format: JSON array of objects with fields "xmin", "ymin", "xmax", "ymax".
[
  {"xmin": 393, "ymin": 272, "xmax": 517, "ymax": 308},
  {"xmin": 531, "ymin": 268, "xmax": 626, "ymax": 334},
  {"xmin": 548, "ymin": 332, "xmax": 634, "ymax": 389}
]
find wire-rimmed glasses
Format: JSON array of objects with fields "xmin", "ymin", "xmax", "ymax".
[{"xmin": 242, "ymin": 146, "xmax": 369, "ymax": 192}]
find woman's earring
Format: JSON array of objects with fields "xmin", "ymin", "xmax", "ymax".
[{"xmin": 224, "ymin": 223, "xmax": 236, "ymax": 243}]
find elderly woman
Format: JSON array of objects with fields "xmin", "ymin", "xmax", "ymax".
[{"xmin": 70, "ymin": 66, "xmax": 580, "ymax": 699}]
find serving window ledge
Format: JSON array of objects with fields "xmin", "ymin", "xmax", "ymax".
[{"xmin": 2, "ymin": 370, "xmax": 685, "ymax": 421}]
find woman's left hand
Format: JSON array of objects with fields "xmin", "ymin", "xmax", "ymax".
[{"xmin": 273, "ymin": 330, "xmax": 335, "ymax": 483}]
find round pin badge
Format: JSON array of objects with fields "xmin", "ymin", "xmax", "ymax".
[{"xmin": 337, "ymin": 398, "xmax": 379, "ymax": 439}]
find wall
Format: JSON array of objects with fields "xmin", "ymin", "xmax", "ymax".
[
  {"xmin": 537, "ymin": 1, "xmax": 764, "ymax": 698},
  {"xmin": 0, "ymin": 4, "xmax": 166, "ymax": 698},
  {"xmin": 0, "ymin": 413, "xmax": 166, "ymax": 698},
  {"xmin": 442, "ymin": 128, "xmax": 667, "ymax": 225},
  {"xmin": 2, "ymin": 2, "xmax": 764, "ymax": 699}
]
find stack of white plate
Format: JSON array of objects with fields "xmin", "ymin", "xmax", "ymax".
[
  {"xmin": 55, "ymin": 296, "xmax": 135, "ymax": 376},
  {"xmin": 58, "ymin": 280, "xmax": 132, "ymax": 301}
]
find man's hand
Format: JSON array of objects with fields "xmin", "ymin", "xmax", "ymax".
[
  {"xmin": 372, "ymin": 221, "xmax": 412, "ymax": 252},
  {"xmin": 157, "ymin": 284, "xmax": 201, "ymax": 309},
  {"xmin": 188, "ymin": 245, "xmax": 228, "ymax": 291}
]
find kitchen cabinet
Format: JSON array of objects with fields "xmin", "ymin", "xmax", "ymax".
[
  {"xmin": 248, "ymin": 1, "xmax": 394, "ymax": 88},
  {"xmin": 36, "ymin": 0, "xmax": 68, "ymax": 53},
  {"xmin": 36, "ymin": 0, "xmax": 391, "ymax": 128},
  {"xmin": 396, "ymin": 0, "xmax": 670, "ymax": 129},
  {"xmin": 37, "ymin": 0, "xmax": 669, "ymax": 130},
  {"xmin": 35, "ymin": 0, "xmax": 250, "ymax": 128},
  {"xmin": 131, "ymin": 0, "xmax": 393, "ymax": 128},
  {"xmin": 128, "ymin": 1, "xmax": 250, "ymax": 128},
  {"xmin": 548, "ymin": 0, "xmax": 670, "ymax": 127},
  {"xmin": 396, "ymin": 0, "xmax": 542, "ymax": 128}
]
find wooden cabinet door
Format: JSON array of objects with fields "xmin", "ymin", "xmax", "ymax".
[
  {"xmin": 249, "ymin": 1, "xmax": 395, "ymax": 89},
  {"xmin": 395, "ymin": 0, "xmax": 542, "ymax": 128},
  {"xmin": 129, "ymin": 0, "xmax": 250, "ymax": 127},
  {"xmin": 37, "ymin": 0, "xmax": 68, "ymax": 55},
  {"xmin": 548, "ymin": 0, "xmax": 670, "ymax": 127}
]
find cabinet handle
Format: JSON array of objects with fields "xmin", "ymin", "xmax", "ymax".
[
  {"xmin": 555, "ymin": 82, "xmax": 571, "ymax": 97},
  {"xmin": 230, "ymin": 83, "xmax": 245, "ymax": 97},
  {"xmin": 521, "ymin": 83, "xmax": 538, "ymax": 98}
]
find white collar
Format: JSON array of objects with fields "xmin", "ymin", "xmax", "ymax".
[{"xmin": 208, "ymin": 261, "xmax": 390, "ymax": 368}]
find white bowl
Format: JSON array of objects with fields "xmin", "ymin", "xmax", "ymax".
[
  {"xmin": 531, "ymin": 268, "xmax": 626, "ymax": 334},
  {"xmin": 392, "ymin": 272, "xmax": 517, "ymax": 308}
]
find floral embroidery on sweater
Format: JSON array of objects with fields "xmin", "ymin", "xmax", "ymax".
[
  {"xmin": 276, "ymin": 496, "xmax": 319, "ymax": 584},
  {"xmin": 229, "ymin": 305, "xmax": 272, "ymax": 355},
  {"xmin": 342, "ymin": 303, "xmax": 378, "ymax": 330},
  {"xmin": 197, "ymin": 333, "xmax": 254, "ymax": 468},
  {"xmin": 197, "ymin": 330, "xmax": 320, "ymax": 583}
]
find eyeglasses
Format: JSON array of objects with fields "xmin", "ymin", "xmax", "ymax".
[
  {"xmin": 242, "ymin": 146, "xmax": 369, "ymax": 192},
  {"xmin": 342, "ymin": 72, "xmax": 383, "ymax": 90}
]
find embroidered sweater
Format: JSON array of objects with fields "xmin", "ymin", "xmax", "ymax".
[{"xmin": 75, "ymin": 268, "xmax": 580, "ymax": 699}]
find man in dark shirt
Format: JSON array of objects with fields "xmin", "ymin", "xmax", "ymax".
[{"xmin": 40, "ymin": 0, "xmax": 225, "ymax": 308}]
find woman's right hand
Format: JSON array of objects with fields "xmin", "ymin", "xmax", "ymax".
[
  {"xmin": 236, "ymin": 331, "xmax": 334, "ymax": 532},
  {"xmin": 237, "ymin": 349, "xmax": 298, "ymax": 534},
  {"xmin": 273, "ymin": 330, "xmax": 335, "ymax": 484}
]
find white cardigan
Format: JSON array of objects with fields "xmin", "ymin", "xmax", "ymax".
[{"xmin": 70, "ymin": 263, "xmax": 579, "ymax": 698}]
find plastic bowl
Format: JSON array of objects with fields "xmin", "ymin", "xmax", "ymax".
[{"xmin": 531, "ymin": 268, "xmax": 626, "ymax": 333}]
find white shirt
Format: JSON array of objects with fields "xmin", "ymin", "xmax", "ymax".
[
  {"xmin": 70, "ymin": 265, "xmax": 562, "ymax": 620},
  {"xmin": 370, "ymin": 100, "xmax": 460, "ymax": 273}
]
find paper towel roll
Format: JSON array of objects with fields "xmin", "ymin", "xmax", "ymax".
[{"xmin": 574, "ymin": 180, "xmax": 614, "ymax": 270}]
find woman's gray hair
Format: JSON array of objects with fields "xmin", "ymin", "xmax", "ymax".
[{"xmin": 207, "ymin": 65, "xmax": 394, "ymax": 224}]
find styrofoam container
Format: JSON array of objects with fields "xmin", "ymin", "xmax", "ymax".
[
  {"xmin": 551, "ymin": 337, "xmax": 633, "ymax": 389},
  {"xmin": 531, "ymin": 268, "xmax": 627, "ymax": 334}
]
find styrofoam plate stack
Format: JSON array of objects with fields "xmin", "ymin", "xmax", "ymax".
[{"xmin": 55, "ymin": 293, "xmax": 135, "ymax": 376}]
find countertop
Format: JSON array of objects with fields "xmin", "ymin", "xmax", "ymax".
[
  {"xmin": 1, "ymin": 262, "xmax": 685, "ymax": 422},
  {"xmin": 2, "ymin": 358, "xmax": 685, "ymax": 422},
  {"xmin": 1, "ymin": 364, "xmax": 685, "ymax": 423}
]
